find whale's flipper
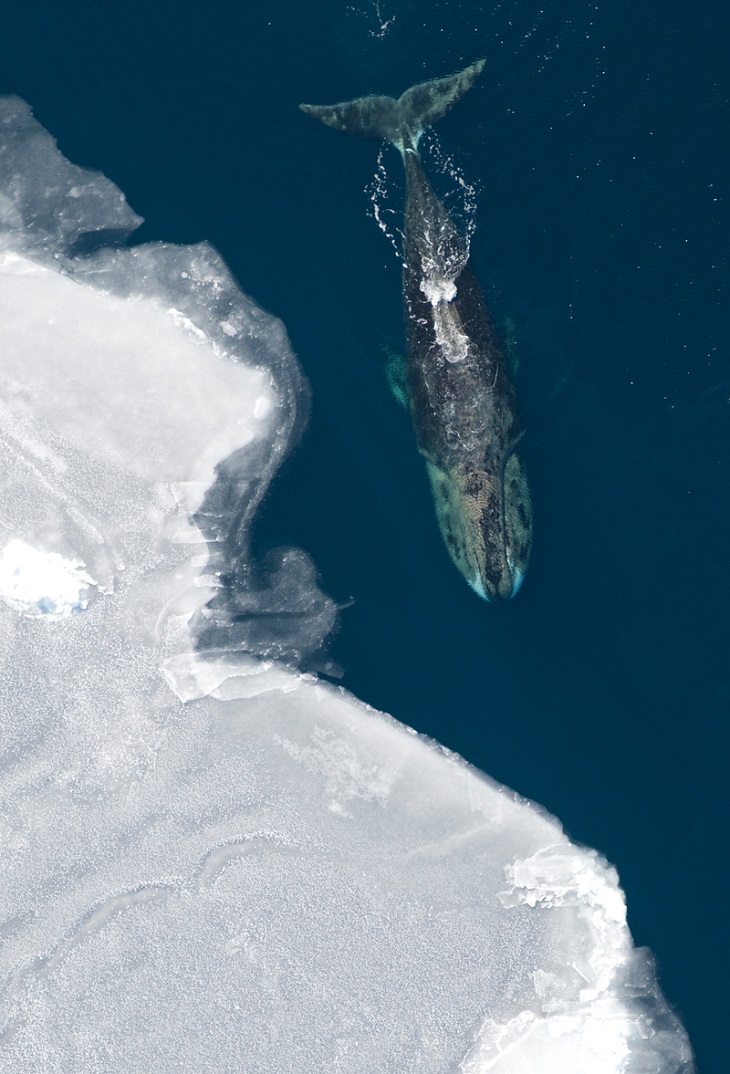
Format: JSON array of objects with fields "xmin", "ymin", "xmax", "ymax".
[
  {"xmin": 299, "ymin": 60, "xmax": 485, "ymax": 150},
  {"xmin": 383, "ymin": 345, "xmax": 409, "ymax": 409}
]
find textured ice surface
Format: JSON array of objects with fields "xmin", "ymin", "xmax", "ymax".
[{"xmin": 0, "ymin": 98, "xmax": 694, "ymax": 1072}]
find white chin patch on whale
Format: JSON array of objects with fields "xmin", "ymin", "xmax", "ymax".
[
  {"xmin": 469, "ymin": 573, "xmax": 489, "ymax": 601},
  {"xmin": 510, "ymin": 566, "xmax": 525, "ymax": 598},
  {"xmin": 506, "ymin": 545, "xmax": 525, "ymax": 598},
  {"xmin": 468, "ymin": 566, "xmax": 523, "ymax": 602}
]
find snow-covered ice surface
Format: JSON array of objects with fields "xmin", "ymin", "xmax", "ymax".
[{"xmin": 0, "ymin": 97, "xmax": 694, "ymax": 1072}]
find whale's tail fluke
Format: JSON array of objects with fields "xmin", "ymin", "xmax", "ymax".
[{"xmin": 299, "ymin": 60, "xmax": 485, "ymax": 152}]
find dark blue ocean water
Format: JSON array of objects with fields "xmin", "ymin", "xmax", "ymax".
[{"xmin": 1, "ymin": 1, "xmax": 726, "ymax": 1067}]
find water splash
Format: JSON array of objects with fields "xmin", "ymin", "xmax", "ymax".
[
  {"xmin": 366, "ymin": 133, "xmax": 479, "ymax": 277},
  {"xmin": 421, "ymin": 130, "xmax": 480, "ymax": 250},
  {"xmin": 347, "ymin": 0, "xmax": 396, "ymax": 39},
  {"xmin": 366, "ymin": 144, "xmax": 404, "ymax": 260}
]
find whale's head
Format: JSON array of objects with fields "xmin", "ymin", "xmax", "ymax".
[{"xmin": 426, "ymin": 451, "xmax": 532, "ymax": 601}]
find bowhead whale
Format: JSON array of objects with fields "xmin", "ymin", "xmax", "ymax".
[{"xmin": 300, "ymin": 61, "xmax": 532, "ymax": 600}]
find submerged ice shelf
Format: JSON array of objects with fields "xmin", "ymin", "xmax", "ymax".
[{"xmin": 0, "ymin": 97, "xmax": 694, "ymax": 1072}]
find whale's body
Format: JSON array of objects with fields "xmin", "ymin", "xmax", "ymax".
[{"xmin": 301, "ymin": 61, "xmax": 532, "ymax": 600}]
